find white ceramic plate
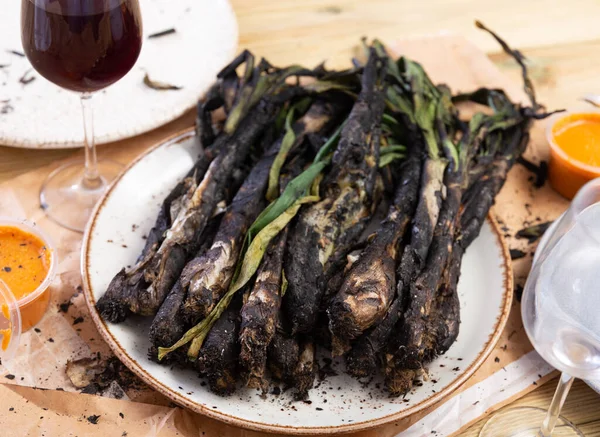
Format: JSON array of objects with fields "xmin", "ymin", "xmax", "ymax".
[
  {"xmin": 0, "ymin": 0, "xmax": 237, "ymax": 149},
  {"xmin": 534, "ymin": 216, "xmax": 600, "ymax": 394},
  {"xmin": 82, "ymin": 129, "xmax": 513, "ymax": 434}
]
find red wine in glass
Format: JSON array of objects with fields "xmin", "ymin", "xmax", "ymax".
[
  {"xmin": 20, "ymin": 0, "xmax": 143, "ymax": 232},
  {"xmin": 22, "ymin": 0, "xmax": 142, "ymax": 92}
]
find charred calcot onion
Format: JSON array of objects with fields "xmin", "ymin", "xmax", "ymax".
[{"xmin": 97, "ymin": 23, "xmax": 557, "ymax": 398}]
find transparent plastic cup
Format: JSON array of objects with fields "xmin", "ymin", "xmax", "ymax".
[
  {"xmin": 480, "ymin": 178, "xmax": 600, "ymax": 437},
  {"xmin": 0, "ymin": 218, "xmax": 57, "ymax": 331},
  {"xmin": 0, "ymin": 280, "xmax": 22, "ymax": 365}
]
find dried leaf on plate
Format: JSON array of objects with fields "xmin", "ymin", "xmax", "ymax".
[
  {"xmin": 143, "ymin": 73, "xmax": 182, "ymax": 91},
  {"xmin": 19, "ymin": 70, "xmax": 35, "ymax": 85},
  {"xmin": 148, "ymin": 28, "xmax": 177, "ymax": 39}
]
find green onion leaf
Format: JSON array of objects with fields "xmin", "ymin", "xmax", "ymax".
[
  {"xmin": 379, "ymin": 153, "xmax": 405, "ymax": 168},
  {"xmin": 159, "ymin": 194, "xmax": 319, "ymax": 361},
  {"xmin": 157, "ymin": 123, "xmax": 345, "ymax": 361},
  {"xmin": 266, "ymin": 98, "xmax": 312, "ymax": 201}
]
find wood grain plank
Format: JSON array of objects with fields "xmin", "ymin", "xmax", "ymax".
[
  {"xmin": 463, "ymin": 378, "xmax": 600, "ymax": 436},
  {"xmin": 231, "ymin": 0, "xmax": 600, "ymax": 67}
]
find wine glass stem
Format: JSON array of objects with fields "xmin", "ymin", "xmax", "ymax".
[
  {"xmin": 539, "ymin": 372, "xmax": 575, "ymax": 436},
  {"xmin": 80, "ymin": 93, "xmax": 102, "ymax": 189}
]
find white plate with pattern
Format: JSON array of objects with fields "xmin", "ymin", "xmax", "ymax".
[
  {"xmin": 0, "ymin": 0, "xmax": 237, "ymax": 149},
  {"xmin": 82, "ymin": 128, "xmax": 514, "ymax": 434}
]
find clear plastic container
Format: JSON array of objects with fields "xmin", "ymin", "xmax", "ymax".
[
  {"xmin": 0, "ymin": 279, "xmax": 22, "ymax": 364},
  {"xmin": 0, "ymin": 217, "xmax": 57, "ymax": 332}
]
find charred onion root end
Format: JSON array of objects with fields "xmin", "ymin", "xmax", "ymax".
[
  {"xmin": 147, "ymin": 346, "xmax": 189, "ymax": 366},
  {"xmin": 239, "ymin": 329, "xmax": 271, "ymax": 390},
  {"xmin": 95, "ymin": 297, "xmax": 131, "ymax": 324},
  {"xmin": 345, "ymin": 344, "xmax": 378, "ymax": 378},
  {"xmin": 328, "ymin": 300, "xmax": 365, "ymax": 356},
  {"xmin": 209, "ymin": 374, "xmax": 238, "ymax": 396},
  {"xmin": 384, "ymin": 366, "xmax": 419, "ymax": 397},
  {"xmin": 182, "ymin": 297, "xmax": 212, "ymax": 325}
]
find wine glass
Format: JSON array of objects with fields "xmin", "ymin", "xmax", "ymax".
[
  {"xmin": 21, "ymin": 0, "xmax": 143, "ymax": 232},
  {"xmin": 480, "ymin": 178, "xmax": 600, "ymax": 437}
]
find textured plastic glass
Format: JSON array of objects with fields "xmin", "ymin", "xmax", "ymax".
[{"xmin": 481, "ymin": 178, "xmax": 600, "ymax": 437}]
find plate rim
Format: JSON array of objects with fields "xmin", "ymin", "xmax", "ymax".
[{"xmin": 81, "ymin": 127, "xmax": 514, "ymax": 435}]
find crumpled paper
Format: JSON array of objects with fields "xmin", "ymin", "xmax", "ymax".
[
  {"xmin": 0, "ymin": 35, "xmax": 572, "ymax": 436},
  {"xmin": 0, "ymin": 109, "xmax": 194, "ymax": 409}
]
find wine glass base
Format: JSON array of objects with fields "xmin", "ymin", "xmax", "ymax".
[
  {"xmin": 40, "ymin": 159, "xmax": 123, "ymax": 233},
  {"xmin": 479, "ymin": 406, "xmax": 584, "ymax": 437}
]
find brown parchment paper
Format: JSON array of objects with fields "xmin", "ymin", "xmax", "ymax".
[{"xmin": 0, "ymin": 35, "xmax": 569, "ymax": 436}]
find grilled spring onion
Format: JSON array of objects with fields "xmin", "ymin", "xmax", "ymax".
[
  {"xmin": 282, "ymin": 48, "xmax": 387, "ymax": 336},
  {"xmin": 157, "ymin": 125, "xmax": 344, "ymax": 361},
  {"xmin": 180, "ymin": 98, "xmax": 348, "ymax": 326}
]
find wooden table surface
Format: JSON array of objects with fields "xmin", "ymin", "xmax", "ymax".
[{"xmin": 2, "ymin": 0, "xmax": 600, "ymax": 435}]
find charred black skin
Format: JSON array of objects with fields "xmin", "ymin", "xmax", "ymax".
[
  {"xmin": 429, "ymin": 239, "xmax": 462, "ymax": 356},
  {"xmin": 96, "ymin": 269, "xmax": 137, "ymax": 325},
  {"xmin": 329, "ymin": 153, "xmax": 422, "ymax": 355},
  {"xmin": 384, "ymin": 122, "xmax": 532, "ymax": 396},
  {"xmin": 239, "ymin": 230, "xmax": 287, "ymax": 390},
  {"xmin": 346, "ymin": 297, "xmax": 400, "ymax": 377},
  {"xmin": 97, "ymin": 97, "xmax": 282, "ymax": 324},
  {"xmin": 196, "ymin": 82, "xmax": 226, "ymax": 147},
  {"xmin": 181, "ymin": 99, "xmax": 349, "ymax": 324},
  {"xmin": 383, "ymin": 137, "xmax": 464, "ymax": 395},
  {"xmin": 97, "ymin": 144, "xmax": 218, "ymax": 324},
  {"xmin": 390, "ymin": 166, "xmax": 463, "ymax": 370},
  {"xmin": 395, "ymin": 157, "xmax": 445, "ymax": 298},
  {"xmin": 142, "ymin": 99, "xmax": 282, "ymax": 312},
  {"xmin": 147, "ymin": 281, "xmax": 188, "ymax": 366},
  {"xmin": 149, "ymin": 280, "xmax": 187, "ymax": 350},
  {"xmin": 97, "ymin": 69, "xmax": 242, "ymax": 324},
  {"xmin": 405, "ymin": 159, "xmax": 445, "ymax": 270},
  {"xmin": 268, "ymin": 332, "xmax": 300, "ymax": 383},
  {"xmin": 292, "ymin": 338, "xmax": 317, "ymax": 400},
  {"xmin": 282, "ymin": 214, "xmax": 326, "ymax": 335},
  {"xmin": 343, "ymin": 153, "xmax": 422, "ymax": 376},
  {"xmin": 98, "ymin": 154, "xmax": 251, "ymax": 325},
  {"xmin": 148, "ymin": 215, "xmax": 223, "ymax": 352},
  {"xmin": 319, "ymin": 237, "xmax": 370, "ymax": 301},
  {"xmin": 238, "ymin": 153, "xmax": 316, "ymax": 387},
  {"xmin": 461, "ymin": 125, "xmax": 529, "ymax": 247},
  {"xmin": 431, "ymin": 124, "xmax": 530, "ymax": 356},
  {"xmin": 180, "ymin": 155, "xmax": 271, "ymax": 324},
  {"xmin": 314, "ymin": 238, "xmax": 372, "ymax": 350},
  {"xmin": 392, "ymin": 118, "xmax": 447, "ymax": 297},
  {"xmin": 267, "ymin": 331, "xmax": 317, "ymax": 400},
  {"xmin": 196, "ymin": 295, "xmax": 243, "ymax": 396},
  {"xmin": 283, "ymin": 50, "xmax": 386, "ymax": 336}
]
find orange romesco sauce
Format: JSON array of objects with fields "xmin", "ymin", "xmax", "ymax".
[
  {"xmin": 552, "ymin": 113, "xmax": 600, "ymax": 167},
  {"xmin": 0, "ymin": 226, "xmax": 51, "ymax": 300}
]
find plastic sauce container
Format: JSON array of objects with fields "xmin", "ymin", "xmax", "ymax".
[
  {"xmin": 547, "ymin": 112, "xmax": 600, "ymax": 199},
  {"xmin": 0, "ymin": 279, "xmax": 22, "ymax": 363},
  {"xmin": 0, "ymin": 218, "xmax": 57, "ymax": 333}
]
